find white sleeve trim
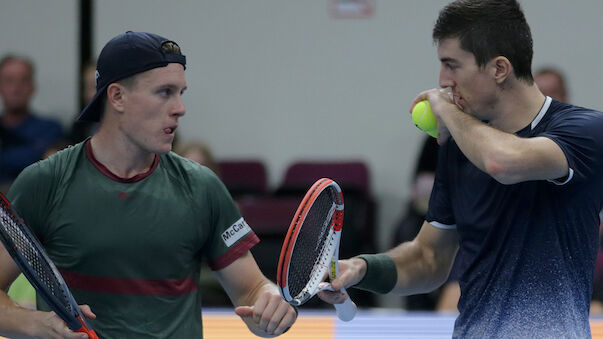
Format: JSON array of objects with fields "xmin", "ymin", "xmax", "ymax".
[
  {"xmin": 547, "ymin": 167, "xmax": 574, "ymax": 185},
  {"xmin": 429, "ymin": 221, "xmax": 457, "ymax": 230}
]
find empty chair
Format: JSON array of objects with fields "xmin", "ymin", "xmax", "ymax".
[
  {"xmin": 218, "ymin": 160, "xmax": 268, "ymax": 199},
  {"xmin": 277, "ymin": 161, "xmax": 370, "ymax": 195},
  {"xmin": 238, "ymin": 196, "xmax": 300, "ymax": 286},
  {"xmin": 237, "ymin": 197, "xmax": 300, "ymax": 235}
]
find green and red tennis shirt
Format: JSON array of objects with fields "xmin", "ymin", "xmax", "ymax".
[{"xmin": 7, "ymin": 139, "xmax": 259, "ymax": 338}]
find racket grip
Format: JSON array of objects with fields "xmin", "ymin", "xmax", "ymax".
[
  {"xmin": 75, "ymin": 316, "xmax": 99, "ymax": 339},
  {"xmin": 75, "ymin": 327, "xmax": 99, "ymax": 339},
  {"xmin": 334, "ymin": 288, "xmax": 357, "ymax": 322}
]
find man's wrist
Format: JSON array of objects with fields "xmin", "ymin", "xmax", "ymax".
[{"xmin": 353, "ymin": 253, "xmax": 397, "ymax": 294}]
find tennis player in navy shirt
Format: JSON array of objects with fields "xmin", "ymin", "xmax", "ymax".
[{"xmin": 319, "ymin": 1, "xmax": 603, "ymax": 337}]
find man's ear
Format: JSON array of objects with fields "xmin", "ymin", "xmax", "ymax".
[
  {"xmin": 491, "ymin": 56, "xmax": 512, "ymax": 84},
  {"xmin": 106, "ymin": 83, "xmax": 126, "ymax": 112}
]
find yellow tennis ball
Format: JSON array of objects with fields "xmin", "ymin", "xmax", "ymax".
[{"xmin": 411, "ymin": 100, "xmax": 439, "ymax": 138}]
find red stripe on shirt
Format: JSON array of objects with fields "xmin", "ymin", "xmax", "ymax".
[
  {"xmin": 59, "ymin": 270, "xmax": 197, "ymax": 296},
  {"xmin": 209, "ymin": 233, "xmax": 260, "ymax": 270}
]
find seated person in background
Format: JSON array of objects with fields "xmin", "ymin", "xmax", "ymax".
[
  {"xmin": 393, "ymin": 136, "xmax": 440, "ymax": 310},
  {"xmin": 393, "ymin": 136, "xmax": 465, "ymax": 312},
  {"xmin": 177, "ymin": 139, "xmax": 220, "ymax": 176},
  {"xmin": 42, "ymin": 139, "xmax": 71, "ymax": 160},
  {"xmin": 534, "ymin": 67, "xmax": 568, "ymax": 103},
  {"xmin": 394, "ymin": 136, "xmax": 438, "ymax": 245},
  {"xmin": 590, "ymin": 210, "xmax": 603, "ymax": 314},
  {"xmin": 70, "ymin": 60, "xmax": 99, "ymax": 143},
  {"xmin": 177, "ymin": 139, "xmax": 232, "ymax": 306},
  {"xmin": 0, "ymin": 54, "xmax": 64, "ymax": 185}
]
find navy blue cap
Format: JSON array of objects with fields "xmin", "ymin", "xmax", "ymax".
[{"xmin": 77, "ymin": 31, "xmax": 186, "ymax": 122}]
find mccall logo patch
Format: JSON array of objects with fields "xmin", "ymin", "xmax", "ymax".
[{"xmin": 221, "ymin": 218, "xmax": 251, "ymax": 247}]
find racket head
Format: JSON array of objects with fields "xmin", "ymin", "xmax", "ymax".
[
  {"xmin": 277, "ymin": 178, "xmax": 344, "ymax": 306},
  {"xmin": 0, "ymin": 193, "xmax": 92, "ymax": 333}
]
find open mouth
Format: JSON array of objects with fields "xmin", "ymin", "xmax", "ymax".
[{"xmin": 164, "ymin": 127, "xmax": 176, "ymax": 134}]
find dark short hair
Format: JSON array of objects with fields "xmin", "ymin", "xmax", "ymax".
[
  {"xmin": 77, "ymin": 31, "xmax": 186, "ymax": 122},
  {"xmin": 433, "ymin": 0, "xmax": 534, "ymax": 83}
]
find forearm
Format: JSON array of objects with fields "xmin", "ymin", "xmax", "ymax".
[
  {"xmin": 439, "ymin": 107, "xmax": 540, "ymax": 183},
  {"xmin": 440, "ymin": 108, "xmax": 502, "ymax": 172},
  {"xmin": 353, "ymin": 222, "xmax": 459, "ymax": 296},
  {"xmin": 218, "ymin": 256, "xmax": 296, "ymax": 338},
  {"xmin": 387, "ymin": 239, "xmax": 456, "ymax": 295},
  {"xmin": 0, "ymin": 293, "xmax": 36, "ymax": 338}
]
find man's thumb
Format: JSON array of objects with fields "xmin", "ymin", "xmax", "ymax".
[{"xmin": 234, "ymin": 306, "xmax": 254, "ymax": 318}]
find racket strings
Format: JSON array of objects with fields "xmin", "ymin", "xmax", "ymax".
[
  {"xmin": 0, "ymin": 207, "xmax": 72, "ymax": 313},
  {"xmin": 288, "ymin": 189, "xmax": 336, "ymax": 303}
]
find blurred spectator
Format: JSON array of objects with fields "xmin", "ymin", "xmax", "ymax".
[
  {"xmin": 0, "ymin": 54, "xmax": 64, "ymax": 185},
  {"xmin": 42, "ymin": 139, "xmax": 71, "ymax": 160},
  {"xmin": 70, "ymin": 60, "xmax": 98, "ymax": 143},
  {"xmin": 393, "ymin": 137, "xmax": 438, "ymax": 246},
  {"xmin": 393, "ymin": 136, "xmax": 465, "ymax": 312},
  {"xmin": 177, "ymin": 140, "xmax": 220, "ymax": 175},
  {"xmin": 534, "ymin": 67, "xmax": 568, "ymax": 103},
  {"xmin": 81, "ymin": 61, "xmax": 97, "ymax": 104},
  {"xmin": 591, "ymin": 210, "xmax": 603, "ymax": 314},
  {"xmin": 392, "ymin": 136, "xmax": 442, "ymax": 310},
  {"xmin": 177, "ymin": 139, "xmax": 231, "ymax": 306}
]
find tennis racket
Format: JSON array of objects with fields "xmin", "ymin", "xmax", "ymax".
[
  {"xmin": 0, "ymin": 193, "xmax": 99, "ymax": 339},
  {"xmin": 277, "ymin": 178, "xmax": 357, "ymax": 321}
]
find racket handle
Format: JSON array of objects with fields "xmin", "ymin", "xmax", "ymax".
[
  {"xmin": 75, "ymin": 327, "xmax": 99, "ymax": 339},
  {"xmin": 334, "ymin": 288, "xmax": 357, "ymax": 322},
  {"xmin": 75, "ymin": 316, "xmax": 99, "ymax": 339}
]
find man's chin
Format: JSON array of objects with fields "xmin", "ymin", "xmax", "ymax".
[{"xmin": 153, "ymin": 144, "xmax": 173, "ymax": 155}]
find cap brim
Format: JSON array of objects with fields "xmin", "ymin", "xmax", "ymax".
[{"xmin": 77, "ymin": 86, "xmax": 107, "ymax": 122}]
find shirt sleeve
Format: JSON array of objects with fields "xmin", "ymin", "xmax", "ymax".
[
  {"xmin": 199, "ymin": 169, "xmax": 259, "ymax": 270},
  {"xmin": 425, "ymin": 141, "xmax": 456, "ymax": 229},
  {"xmin": 6, "ymin": 160, "xmax": 55, "ymax": 242},
  {"xmin": 539, "ymin": 110, "xmax": 603, "ymax": 185}
]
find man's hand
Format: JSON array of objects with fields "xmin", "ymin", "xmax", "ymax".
[
  {"xmin": 235, "ymin": 291, "xmax": 297, "ymax": 337},
  {"xmin": 16, "ymin": 304, "xmax": 96, "ymax": 339},
  {"xmin": 410, "ymin": 88, "xmax": 460, "ymax": 145},
  {"xmin": 317, "ymin": 257, "xmax": 366, "ymax": 305}
]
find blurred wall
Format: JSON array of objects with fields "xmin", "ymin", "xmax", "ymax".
[{"xmin": 2, "ymin": 0, "xmax": 602, "ymax": 253}]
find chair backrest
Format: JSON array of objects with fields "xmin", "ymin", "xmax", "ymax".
[
  {"xmin": 218, "ymin": 160, "xmax": 268, "ymax": 198},
  {"xmin": 237, "ymin": 197, "xmax": 300, "ymax": 235},
  {"xmin": 279, "ymin": 161, "xmax": 370, "ymax": 194}
]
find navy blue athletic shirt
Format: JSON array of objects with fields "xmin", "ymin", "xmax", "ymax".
[{"xmin": 426, "ymin": 97, "xmax": 603, "ymax": 338}]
